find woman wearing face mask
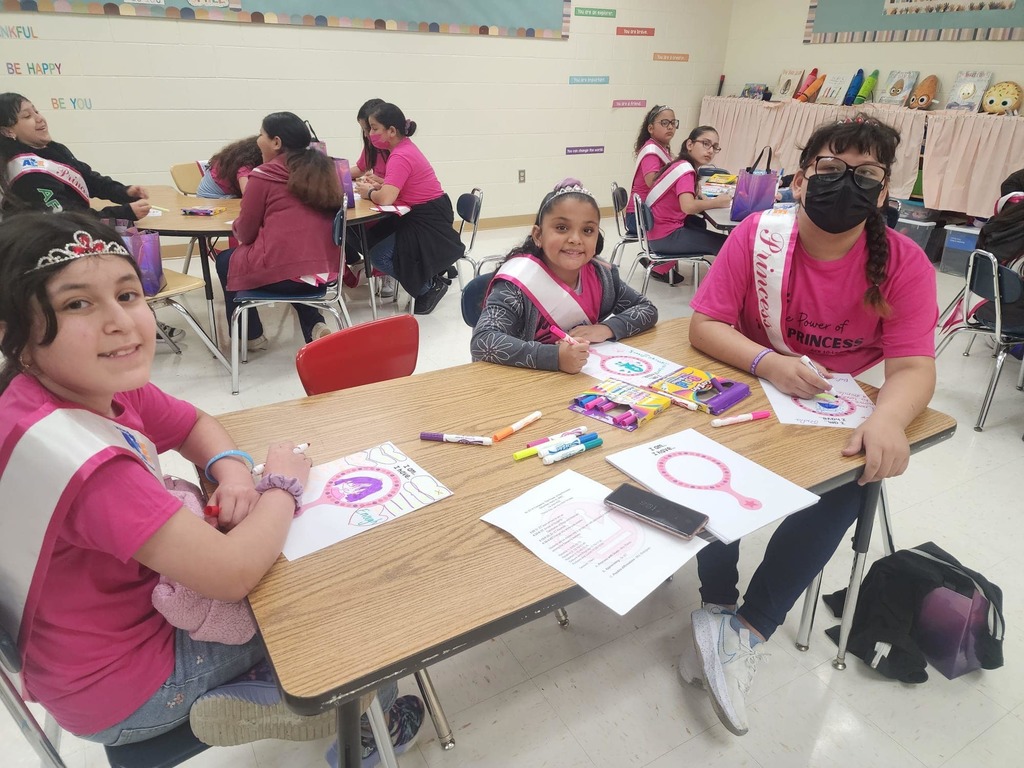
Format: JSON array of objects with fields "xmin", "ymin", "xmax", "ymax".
[{"xmin": 679, "ymin": 117, "xmax": 937, "ymax": 738}]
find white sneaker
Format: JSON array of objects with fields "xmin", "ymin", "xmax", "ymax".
[
  {"xmin": 246, "ymin": 334, "xmax": 269, "ymax": 352},
  {"xmin": 312, "ymin": 322, "xmax": 332, "ymax": 340},
  {"xmin": 678, "ymin": 604, "xmax": 733, "ymax": 689},
  {"xmin": 377, "ymin": 275, "xmax": 397, "ymax": 299},
  {"xmin": 691, "ymin": 607, "xmax": 759, "ymax": 736}
]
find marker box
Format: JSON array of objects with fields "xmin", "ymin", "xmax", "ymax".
[{"xmin": 568, "ymin": 378, "xmax": 670, "ymax": 432}]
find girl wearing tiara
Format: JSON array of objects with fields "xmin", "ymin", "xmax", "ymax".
[
  {"xmin": 624, "ymin": 105, "xmax": 677, "ymax": 235},
  {"xmin": 681, "ymin": 117, "xmax": 936, "ymax": 737},
  {"xmin": 471, "ymin": 179, "xmax": 657, "ymax": 373},
  {"xmin": 0, "ymin": 212, "xmax": 423, "ymax": 760}
]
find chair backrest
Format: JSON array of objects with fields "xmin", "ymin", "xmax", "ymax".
[
  {"xmin": 610, "ymin": 182, "xmax": 629, "ymax": 238},
  {"xmin": 461, "ymin": 272, "xmax": 492, "ymax": 328},
  {"xmin": 169, "ymin": 163, "xmax": 203, "ymax": 195},
  {"xmin": 885, "ymin": 198, "xmax": 901, "ymax": 229},
  {"xmin": 633, "ymin": 194, "xmax": 655, "ymax": 249},
  {"xmin": 295, "ymin": 315, "xmax": 419, "ymax": 395},
  {"xmin": 456, "ymin": 188, "xmax": 483, "ymax": 259},
  {"xmin": 967, "ymin": 249, "xmax": 1024, "ymax": 304}
]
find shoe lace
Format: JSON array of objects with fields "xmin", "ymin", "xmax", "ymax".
[{"xmin": 736, "ymin": 647, "xmax": 769, "ymax": 696}]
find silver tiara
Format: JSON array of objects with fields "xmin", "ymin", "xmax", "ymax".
[
  {"xmin": 551, "ymin": 183, "xmax": 594, "ymax": 200},
  {"xmin": 30, "ymin": 230, "xmax": 131, "ymax": 273}
]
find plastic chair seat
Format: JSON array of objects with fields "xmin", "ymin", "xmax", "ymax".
[
  {"xmin": 104, "ymin": 723, "xmax": 208, "ymax": 768},
  {"xmin": 234, "ymin": 287, "xmax": 330, "ymax": 302}
]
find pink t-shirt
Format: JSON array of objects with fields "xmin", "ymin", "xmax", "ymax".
[
  {"xmin": 2, "ymin": 376, "xmax": 198, "ymax": 734},
  {"xmin": 647, "ymin": 161, "xmax": 697, "ymax": 241},
  {"xmin": 383, "ymin": 137, "xmax": 445, "ymax": 207},
  {"xmin": 626, "ymin": 140, "xmax": 670, "ymax": 214},
  {"xmin": 356, "ymin": 146, "xmax": 388, "ymax": 178},
  {"xmin": 210, "ymin": 164, "xmax": 253, "ymax": 196},
  {"xmin": 690, "ymin": 214, "xmax": 938, "ymax": 375}
]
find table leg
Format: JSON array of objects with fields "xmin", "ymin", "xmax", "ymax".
[
  {"xmin": 832, "ymin": 480, "xmax": 882, "ymax": 670},
  {"xmin": 196, "ymin": 236, "xmax": 219, "ymax": 346},
  {"xmin": 337, "ymin": 699, "xmax": 362, "ymax": 768}
]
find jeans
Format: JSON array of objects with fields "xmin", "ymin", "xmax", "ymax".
[
  {"xmin": 696, "ymin": 482, "xmax": 867, "ymax": 641},
  {"xmin": 81, "ymin": 630, "xmax": 265, "ymax": 746},
  {"xmin": 215, "ymin": 248, "xmax": 326, "ymax": 343},
  {"xmin": 367, "ymin": 234, "xmax": 432, "ymax": 297},
  {"xmin": 624, "ymin": 211, "xmax": 637, "ymax": 237}
]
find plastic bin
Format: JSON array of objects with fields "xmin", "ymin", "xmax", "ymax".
[
  {"xmin": 895, "ymin": 218, "xmax": 937, "ymax": 251},
  {"xmin": 940, "ymin": 225, "xmax": 981, "ymax": 277},
  {"xmin": 897, "ymin": 199, "xmax": 939, "ymax": 221}
]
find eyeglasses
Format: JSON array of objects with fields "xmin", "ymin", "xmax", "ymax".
[
  {"xmin": 809, "ymin": 156, "xmax": 888, "ymax": 190},
  {"xmin": 693, "ymin": 138, "xmax": 722, "ymax": 154},
  {"xmin": 656, "ymin": 119, "xmax": 680, "ymax": 129}
]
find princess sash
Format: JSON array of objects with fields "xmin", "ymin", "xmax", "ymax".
[
  {"xmin": 6, "ymin": 154, "xmax": 91, "ymax": 204},
  {"xmin": 0, "ymin": 405, "xmax": 161, "ymax": 678},
  {"xmin": 493, "ymin": 255, "xmax": 596, "ymax": 332},
  {"xmin": 632, "ymin": 142, "xmax": 671, "ymax": 187},
  {"xmin": 645, "ymin": 161, "xmax": 695, "ymax": 208},
  {"xmin": 751, "ymin": 209, "xmax": 800, "ymax": 356}
]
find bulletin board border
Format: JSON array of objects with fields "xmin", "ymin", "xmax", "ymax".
[{"xmin": 804, "ymin": 0, "xmax": 1024, "ymax": 43}]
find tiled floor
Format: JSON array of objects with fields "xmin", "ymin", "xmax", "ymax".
[{"xmin": 4, "ymin": 222, "xmax": 1023, "ymax": 768}]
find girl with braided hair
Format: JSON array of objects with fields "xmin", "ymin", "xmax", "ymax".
[{"xmin": 680, "ymin": 116, "xmax": 937, "ymax": 737}]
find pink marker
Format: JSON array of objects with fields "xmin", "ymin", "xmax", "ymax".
[
  {"xmin": 550, "ymin": 326, "xmax": 580, "ymax": 345},
  {"xmin": 598, "ymin": 400, "xmax": 618, "ymax": 413},
  {"xmin": 619, "ymin": 412, "xmax": 638, "ymax": 427},
  {"xmin": 526, "ymin": 426, "xmax": 587, "ymax": 448},
  {"xmin": 585, "ymin": 396, "xmax": 608, "ymax": 411},
  {"xmin": 710, "ymin": 410, "xmax": 772, "ymax": 427}
]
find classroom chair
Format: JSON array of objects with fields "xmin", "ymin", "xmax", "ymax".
[
  {"xmin": 169, "ymin": 163, "xmax": 205, "ymax": 274},
  {"xmin": 231, "ymin": 207, "xmax": 353, "ymax": 395},
  {"xmin": 148, "ymin": 269, "xmax": 229, "ymax": 372},
  {"xmin": 626, "ymin": 195, "xmax": 714, "ymax": 294},
  {"xmin": 452, "ymin": 188, "xmax": 502, "ymax": 289},
  {"xmin": 608, "ymin": 181, "xmax": 639, "ymax": 268},
  {"xmin": 935, "ymin": 249, "xmax": 1024, "ymax": 431},
  {"xmin": 460, "ymin": 272, "xmax": 491, "ymax": 327},
  {"xmin": 293, "ymin": 314, "xmax": 456, "ymax": 752}
]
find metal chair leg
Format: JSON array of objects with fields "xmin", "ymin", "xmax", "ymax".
[
  {"xmin": 963, "ymin": 335, "xmax": 977, "ymax": 356},
  {"xmin": 414, "ymin": 669, "xmax": 454, "ymax": 750},
  {"xmin": 165, "ymin": 300, "xmax": 229, "ymax": 370},
  {"xmin": 230, "ymin": 309, "xmax": 242, "ymax": 395},
  {"xmin": 795, "ymin": 571, "xmax": 822, "ymax": 652},
  {"xmin": 554, "ymin": 608, "xmax": 569, "ymax": 627},
  {"xmin": 154, "ymin": 311, "xmax": 182, "ymax": 355},
  {"xmin": 367, "ymin": 694, "xmax": 401, "ymax": 768},
  {"xmin": 975, "ymin": 347, "xmax": 1009, "ymax": 431},
  {"xmin": 1017, "ymin": 354, "xmax": 1024, "ymax": 391},
  {"xmin": 832, "ymin": 482, "xmax": 883, "ymax": 670},
  {"xmin": 878, "ymin": 482, "xmax": 895, "ymax": 556}
]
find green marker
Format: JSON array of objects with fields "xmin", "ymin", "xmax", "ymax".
[{"xmin": 854, "ymin": 69, "xmax": 879, "ymax": 105}]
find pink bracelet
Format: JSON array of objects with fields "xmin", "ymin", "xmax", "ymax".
[{"xmin": 749, "ymin": 348, "xmax": 774, "ymax": 375}]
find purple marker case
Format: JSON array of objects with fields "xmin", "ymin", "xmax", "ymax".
[{"xmin": 694, "ymin": 379, "xmax": 751, "ymax": 415}]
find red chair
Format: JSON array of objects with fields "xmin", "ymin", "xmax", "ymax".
[{"xmin": 294, "ymin": 315, "xmax": 419, "ymax": 395}]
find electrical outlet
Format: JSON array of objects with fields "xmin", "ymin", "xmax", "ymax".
[{"xmin": 518, "ymin": 170, "xmax": 526, "ymax": 183}]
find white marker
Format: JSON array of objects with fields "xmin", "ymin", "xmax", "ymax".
[
  {"xmin": 710, "ymin": 411, "xmax": 772, "ymax": 428},
  {"xmin": 799, "ymin": 355, "xmax": 831, "ymax": 385},
  {"xmin": 252, "ymin": 443, "xmax": 309, "ymax": 475}
]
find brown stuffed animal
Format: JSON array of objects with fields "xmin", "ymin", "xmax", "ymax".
[{"xmin": 908, "ymin": 75, "xmax": 939, "ymax": 110}]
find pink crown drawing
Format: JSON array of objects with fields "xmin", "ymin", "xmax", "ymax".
[{"xmin": 32, "ymin": 230, "xmax": 131, "ymax": 272}]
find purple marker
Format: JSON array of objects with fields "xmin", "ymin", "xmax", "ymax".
[{"xmin": 420, "ymin": 432, "xmax": 493, "ymax": 446}]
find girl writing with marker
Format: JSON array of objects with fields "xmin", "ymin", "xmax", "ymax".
[
  {"xmin": 681, "ymin": 117, "xmax": 937, "ymax": 738},
  {"xmin": 624, "ymin": 104, "xmax": 677, "ymax": 235},
  {"xmin": 196, "ymin": 135, "xmax": 262, "ymax": 199},
  {"xmin": 0, "ymin": 212, "xmax": 423, "ymax": 762},
  {"xmin": 471, "ymin": 179, "xmax": 657, "ymax": 373},
  {"xmin": 352, "ymin": 98, "xmax": 388, "ymax": 182},
  {"xmin": 643, "ymin": 125, "xmax": 733, "ymax": 285}
]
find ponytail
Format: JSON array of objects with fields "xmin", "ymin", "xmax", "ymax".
[
  {"xmin": 863, "ymin": 206, "xmax": 892, "ymax": 317},
  {"xmin": 286, "ymin": 148, "xmax": 343, "ymax": 211}
]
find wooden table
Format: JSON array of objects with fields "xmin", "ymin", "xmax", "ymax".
[
  {"xmin": 704, "ymin": 206, "xmax": 739, "ymax": 233},
  {"xmin": 216, "ymin": 318, "xmax": 955, "ymax": 766}
]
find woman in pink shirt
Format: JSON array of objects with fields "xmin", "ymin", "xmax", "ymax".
[
  {"xmin": 353, "ymin": 102, "xmax": 464, "ymax": 315},
  {"xmin": 624, "ymin": 104, "xmax": 677, "ymax": 235},
  {"xmin": 352, "ymin": 98, "xmax": 388, "ymax": 183},
  {"xmin": 680, "ymin": 117, "xmax": 937, "ymax": 737},
  {"xmin": 644, "ymin": 126, "xmax": 733, "ymax": 284}
]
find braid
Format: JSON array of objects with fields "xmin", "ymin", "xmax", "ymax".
[{"xmin": 863, "ymin": 207, "xmax": 892, "ymax": 317}]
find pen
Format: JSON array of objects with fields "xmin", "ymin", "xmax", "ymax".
[
  {"xmin": 710, "ymin": 410, "xmax": 772, "ymax": 428},
  {"xmin": 420, "ymin": 432, "xmax": 493, "ymax": 446},
  {"xmin": 492, "ymin": 410, "xmax": 543, "ymax": 442},
  {"xmin": 550, "ymin": 326, "xmax": 581, "ymax": 346},
  {"xmin": 799, "ymin": 355, "xmax": 831, "ymax": 385},
  {"xmin": 541, "ymin": 437, "xmax": 603, "ymax": 465},
  {"xmin": 252, "ymin": 442, "xmax": 310, "ymax": 475},
  {"xmin": 525, "ymin": 426, "xmax": 587, "ymax": 448}
]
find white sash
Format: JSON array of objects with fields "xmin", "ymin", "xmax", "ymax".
[
  {"xmin": 645, "ymin": 161, "xmax": 695, "ymax": 208},
  {"xmin": 494, "ymin": 256, "xmax": 590, "ymax": 331},
  {"xmin": 0, "ymin": 406, "xmax": 161, "ymax": 672},
  {"xmin": 632, "ymin": 142, "xmax": 671, "ymax": 185},
  {"xmin": 752, "ymin": 209, "xmax": 800, "ymax": 355},
  {"xmin": 6, "ymin": 154, "xmax": 91, "ymax": 204}
]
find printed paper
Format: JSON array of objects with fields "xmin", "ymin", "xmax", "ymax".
[
  {"xmin": 581, "ymin": 340, "xmax": 684, "ymax": 388},
  {"xmin": 760, "ymin": 374, "xmax": 875, "ymax": 429}
]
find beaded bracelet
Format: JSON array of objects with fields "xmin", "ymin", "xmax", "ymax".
[
  {"xmin": 749, "ymin": 348, "xmax": 774, "ymax": 376},
  {"xmin": 204, "ymin": 450, "xmax": 255, "ymax": 483}
]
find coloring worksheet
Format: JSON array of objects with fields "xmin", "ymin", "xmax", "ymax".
[
  {"xmin": 760, "ymin": 374, "xmax": 875, "ymax": 429},
  {"xmin": 606, "ymin": 429, "xmax": 819, "ymax": 544},
  {"xmin": 282, "ymin": 442, "xmax": 452, "ymax": 561},
  {"xmin": 482, "ymin": 470, "xmax": 706, "ymax": 615},
  {"xmin": 581, "ymin": 341, "xmax": 684, "ymax": 388}
]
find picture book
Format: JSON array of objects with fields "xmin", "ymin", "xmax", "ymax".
[
  {"xmin": 945, "ymin": 70, "xmax": 993, "ymax": 112},
  {"xmin": 569, "ymin": 379, "xmax": 671, "ymax": 432},
  {"xmin": 877, "ymin": 70, "xmax": 919, "ymax": 106},
  {"xmin": 759, "ymin": 374, "xmax": 875, "ymax": 429},
  {"xmin": 649, "ymin": 366, "xmax": 751, "ymax": 415},
  {"xmin": 705, "ymin": 173, "xmax": 737, "ymax": 184},
  {"xmin": 580, "ymin": 341, "xmax": 684, "ymax": 388},
  {"xmin": 282, "ymin": 442, "xmax": 452, "ymax": 561},
  {"xmin": 773, "ymin": 69, "xmax": 804, "ymax": 101},
  {"xmin": 817, "ymin": 72, "xmax": 853, "ymax": 106},
  {"xmin": 740, "ymin": 83, "xmax": 769, "ymax": 100},
  {"xmin": 605, "ymin": 429, "xmax": 819, "ymax": 544}
]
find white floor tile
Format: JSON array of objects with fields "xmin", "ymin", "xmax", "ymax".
[
  {"xmin": 644, "ymin": 727, "xmax": 764, "ymax": 768},
  {"xmin": 940, "ymin": 713, "xmax": 1024, "ymax": 768}
]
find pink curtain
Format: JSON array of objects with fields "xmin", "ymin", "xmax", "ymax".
[
  {"xmin": 922, "ymin": 111, "xmax": 1024, "ymax": 218},
  {"xmin": 699, "ymin": 97, "xmax": 925, "ymax": 198}
]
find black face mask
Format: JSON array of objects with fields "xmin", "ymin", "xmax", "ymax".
[{"xmin": 802, "ymin": 173, "xmax": 882, "ymax": 234}]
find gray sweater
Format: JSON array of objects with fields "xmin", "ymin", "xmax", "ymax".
[{"xmin": 470, "ymin": 262, "xmax": 658, "ymax": 370}]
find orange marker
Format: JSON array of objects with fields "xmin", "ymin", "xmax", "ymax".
[
  {"xmin": 492, "ymin": 410, "xmax": 542, "ymax": 442},
  {"xmin": 797, "ymin": 74, "xmax": 827, "ymax": 103},
  {"xmin": 793, "ymin": 67, "xmax": 818, "ymax": 100}
]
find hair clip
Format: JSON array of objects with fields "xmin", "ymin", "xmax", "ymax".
[{"xmin": 30, "ymin": 230, "xmax": 130, "ymax": 273}]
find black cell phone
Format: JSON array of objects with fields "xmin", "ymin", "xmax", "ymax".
[{"xmin": 604, "ymin": 483, "xmax": 709, "ymax": 541}]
